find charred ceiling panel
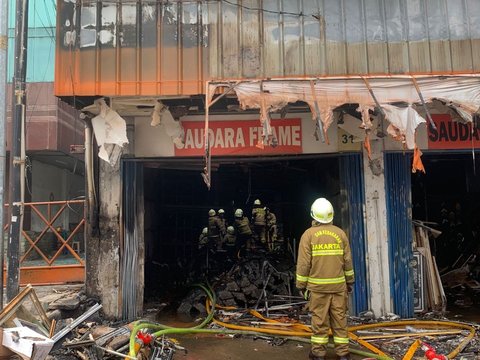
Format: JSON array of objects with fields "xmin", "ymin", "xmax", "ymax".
[{"xmin": 55, "ymin": 0, "xmax": 480, "ymax": 98}]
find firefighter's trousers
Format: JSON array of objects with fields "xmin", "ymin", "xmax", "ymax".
[
  {"xmin": 253, "ymin": 224, "xmax": 266, "ymax": 244},
  {"xmin": 309, "ymin": 291, "xmax": 349, "ymax": 357}
]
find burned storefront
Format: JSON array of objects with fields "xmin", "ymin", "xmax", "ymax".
[
  {"xmin": 410, "ymin": 120, "xmax": 480, "ymax": 315},
  {"xmin": 134, "ymin": 112, "xmax": 366, "ymax": 312},
  {"xmin": 54, "ymin": 0, "xmax": 480, "ymax": 325}
]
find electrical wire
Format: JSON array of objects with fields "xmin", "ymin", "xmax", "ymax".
[
  {"xmin": 62, "ymin": 0, "xmax": 318, "ymax": 18},
  {"xmin": 220, "ymin": 0, "xmax": 310, "ymax": 17},
  {"xmin": 90, "ymin": 129, "xmax": 97, "ymax": 204},
  {"xmin": 25, "ymin": 38, "xmax": 53, "ymax": 124},
  {"xmin": 33, "ymin": 6, "xmax": 55, "ymax": 39},
  {"xmin": 24, "ymin": 156, "xmax": 33, "ymax": 196},
  {"xmin": 25, "ymin": 0, "xmax": 56, "ymax": 125},
  {"xmin": 471, "ymin": 122, "xmax": 476, "ymax": 176},
  {"xmin": 42, "ymin": 0, "xmax": 56, "ymax": 29}
]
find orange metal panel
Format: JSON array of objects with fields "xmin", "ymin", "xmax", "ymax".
[
  {"xmin": 55, "ymin": 0, "xmax": 480, "ymax": 98},
  {"xmin": 2, "ymin": 266, "xmax": 86, "ymax": 286}
]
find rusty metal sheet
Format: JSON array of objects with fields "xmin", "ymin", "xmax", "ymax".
[
  {"xmin": 55, "ymin": 0, "xmax": 480, "ymax": 97},
  {"xmin": 2, "ymin": 265, "xmax": 85, "ymax": 285}
]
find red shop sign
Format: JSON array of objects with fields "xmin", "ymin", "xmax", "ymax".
[
  {"xmin": 174, "ymin": 118, "xmax": 302, "ymax": 156},
  {"xmin": 428, "ymin": 114, "xmax": 480, "ymax": 150}
]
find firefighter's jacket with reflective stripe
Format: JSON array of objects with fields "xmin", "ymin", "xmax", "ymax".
[
  {"xmin": 266, "ymin": 212, "xmax": 276, "ymax": 227},
  {"xmin": 219, "ymin": 217, "xmax": 226, "ymax": 233},
  {"xmin": 296, "ymin": 223, "xmax": 354, "ymax": 293},
  {"xmin": 224, "ymin": 233, "xmax": 236, "ymax": 247},
  {"xmin": 252, "ymin": 207, "xmax": 266, "ymax": 225},
  {"xmin": 198, "ymin": 234, "xmax": 209, "ymax": 249},
  {"xmin": 234, "ymin": 217, "xmax": 253, "ymax": 236},
  {"xmin": 208, "ymin": 216, "xmax": 224, "ymax": 237}
]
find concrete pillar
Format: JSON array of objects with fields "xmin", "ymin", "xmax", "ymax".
[
  {"xmin": 362, "ymin": 139, "xmax": 392, "ymax": 317},
  {"xmin": 85, "ymin": 159, "xmax": 121, "ymax": 319}
]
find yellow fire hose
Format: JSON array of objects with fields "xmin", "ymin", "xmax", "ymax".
[
  {"xmin": 402, "ymin": 339, "xmax": 421, "ymax": 360},
  {"xmin": 205, "ymin": 299, "xmax": 312, "ymax": 337}
]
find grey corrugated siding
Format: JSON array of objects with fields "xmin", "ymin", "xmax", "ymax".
[
  {"xmin": 56, "ymin": 0, "xmax": 480, "ymax": 96},
  {"xmin": 209, "ymin": 0, "xmax": 480, "ymax": 77}
]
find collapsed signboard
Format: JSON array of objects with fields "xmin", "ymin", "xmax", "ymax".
[{"xmin": 174, "ymin": 119, "xmax": 302, "ymax": 156}]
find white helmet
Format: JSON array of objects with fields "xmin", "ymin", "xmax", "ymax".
[
  {"xmin": 202, "ymin": 227, "xmax": 208, "ymax": 235},
  {"xmin": 218, "ymin": 209, "xmax": 225, "ymax": 215},
  {"xmin": 310, "ymin": 198, "xmax": 334, "ymax": 224},
  {"xmin": 234, "ymin": 209, "xmax": 243, "ymax": 218},
  {"xmin": 208, "ymin": 209, "xmax": 216, "ymax": 216},
  {"xmin": 254, "ymin": 199, "xmax": 261, "ymax": 206},
  {"xmin": 227, "ymin": 226, "xmax": 235, "ymax": 234}
]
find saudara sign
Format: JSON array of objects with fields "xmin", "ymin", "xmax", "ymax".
[
  {"xmin": 174, "ymin": 118, "xmax": 302, "ymax": 156},
  {"xmin": 428, "ymin": 114, "xmax": 480, "ymax": 150}
]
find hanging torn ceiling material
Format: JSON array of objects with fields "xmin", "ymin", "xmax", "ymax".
[
  {"xmin": 202, "ymin": 76, "xmax": 480, "ymax": 188},
  {"xmin": 88, "ymin": 99, "xmax": 130, "ymax": 166}
]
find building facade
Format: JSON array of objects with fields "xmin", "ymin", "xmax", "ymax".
[{"xmin": 54, "ymin": 0, "xmax": 480, "ymax": 319}]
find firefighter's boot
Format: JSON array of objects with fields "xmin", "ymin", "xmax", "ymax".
[{"xmin": 308, "ymin": 351, "xmax": 325, "ymax": 360}]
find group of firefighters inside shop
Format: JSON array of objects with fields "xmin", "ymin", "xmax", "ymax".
[{"xmin": 198, "ymin": 199, "xmax": 278, "ymax": 258}]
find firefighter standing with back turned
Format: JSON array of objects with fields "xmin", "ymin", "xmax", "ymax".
[
  {"xmin": 252, "ymin": 199, "xmax": 267, "ymax": 248},
  {"xmin": 208, "ymin": 209, "xmax": 225, "ymax": 251},
  {"xmin": 234, "ymin": 208, "xmax": 253, "ymax": 251},
  {"xmin": 296, "ymin": 198, "xmax": 354, "ymax": 360}
]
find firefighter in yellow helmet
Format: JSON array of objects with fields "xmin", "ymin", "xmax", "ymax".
[
  {"xmin": 265, "ymin": 207, "xmax": 277, "ymax": 251},
  {"xmin": 208, "ymin": 209, "xmax": 225, "ymax": 250},
  {"xmin": 218, "ymin": 209, "xmax": 227, "ymax": 231},
  {"xmin": 234, "ymin": 208, "xmax": 253, "ymax": 250},
  {"xmin": 224, "ymin": 226, "xmax": 237, "ymax": 259},
  {"xmin": 251, "ymin": 199, "xmax": 267, "ymax": 247},
  {"xmin": 196, "ymin": 227, "xmax": 210, "ymax": 274},
  {"xmin": 198, "ymin": 227, "xmax": 209, "ymax": 250},
  {"xmin": 296, "ymin": 198, "xmax": 354, "ymax": 360}
]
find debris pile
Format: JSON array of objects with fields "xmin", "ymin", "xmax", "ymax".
[
  {"xmin": 348, "ymin": 322, "xmax": 478, "ymax": 360},
  {"xmin": 442, "ymin": 264, "xmax": 480, "ymax": 309},
  {"xmin": 177, "ymin": 254, "xmax": 295, "ymax": 318},
  {"xmin": 413, "ymin": 222, "xmax": 447, "ymax": 313},
  {"xmin": 413, "ymin": 219, "xmax": 480, "ymax": 312},
  {"xmin": 214, "ymin": 257, "xmax": 294, "ymax": 308},
  {"xmin": 0, "ymin": 284, "xmax": 103, "ymax": 360}
]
